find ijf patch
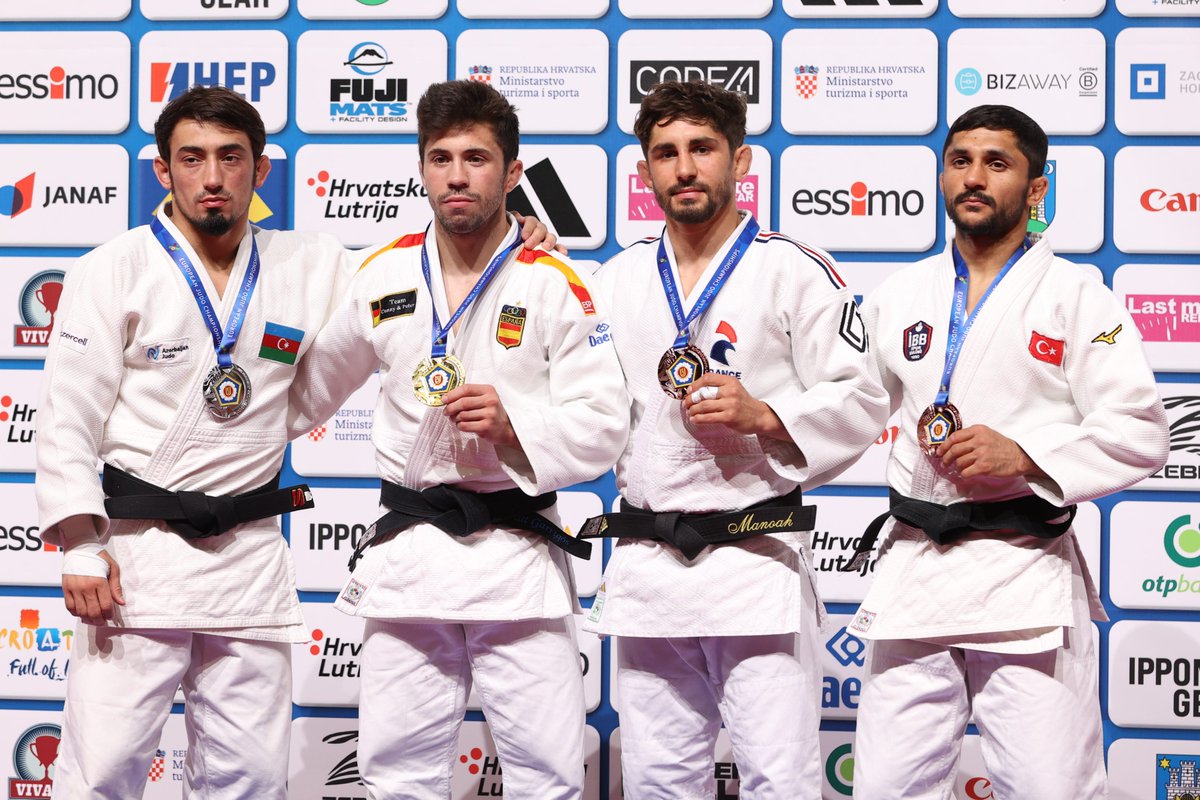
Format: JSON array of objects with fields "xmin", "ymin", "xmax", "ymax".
[
  {"xmin": 341, "ymin": 578, "xmax": 367, "ymax": 606},
  {"xmin": 849, "ymin": 608, "xmax": 876, "ymax": 633},
  {"xmin": 371, "ymin": 290, "xmax": 417, "ymax": 327},
  {"xmin": 496, "ymin": 304, "xmax": 526, "ymax": 349},
  {"xmin": 903, "ymin": 320, "xmax": 933, "ymax": 361},
  {"xmin": 1029, "ymin": 331, "xmax": 1065, "ymax": 366},
  {"xmin": 259, "ymin": 322, "xmax": 305, "ymax": 365}
]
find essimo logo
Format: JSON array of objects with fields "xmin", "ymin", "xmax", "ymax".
[
  {"xmin": 0, "ymin": 66, "xmax": 119, "ymax": 100},
  {"xmin": 791, "ymin": 180, "xmax": 925, "ymax": 217}
]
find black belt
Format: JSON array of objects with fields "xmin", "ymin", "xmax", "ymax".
[
  {"xmin": 102, "ymin": 464, "xmax": 315, "ymax": 540},
  {"xmin": 840, "ymin": 488, "xmax": 1077, "ymax": 573},
  {"xmin": 348, "ymin": 480, "xmax": 592, "ymax": 572},
  {"xmin": 578, "ymin": 487, "xmax": 815, "ymax": 561}
]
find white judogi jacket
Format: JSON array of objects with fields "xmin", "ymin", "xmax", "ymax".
[
  {"xmin": 36, "ymin": 212, "xmax": 351, "ymax": 639},
  {"xmin": 586, "ymin": 214, "xmax": 891, "ymax": 638},
  {"xmin": 287, "ymin": 218, "xmax": 628, "ymax": 621},
  {"xmin": 851, "ymin": 239, "xmax": 1168, "ymax": 647}
]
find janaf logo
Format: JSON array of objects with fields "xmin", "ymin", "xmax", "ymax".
[{"xmin": 329, "ymin": 41, "xmax": 408, "ymax": 122}]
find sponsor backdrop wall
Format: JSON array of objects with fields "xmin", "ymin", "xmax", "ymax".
[{"xmin": 0, "ymin": 2, "xmax": 1197, "ymax": 798}]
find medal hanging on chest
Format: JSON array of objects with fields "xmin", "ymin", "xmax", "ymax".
[
  {"xmin": 920, "ymin": 240, "xmax": 1028, "ymax": 457},
  {"xmin": 151, "ymin": 215, "xmax": 260, "ymax": 421},
  {"xmin": 655, "ymin": 217, "xmax": 759, "ymax": 398},
  {"xmin": 413, "ymin": 225, "xmax": 522, "ymax": 407}
]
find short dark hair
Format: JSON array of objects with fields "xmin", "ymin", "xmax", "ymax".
[
  {"xmin": 633, "ymin": 80, "xmax": 747, "ymax": 155},
  {"xmin": 944, "ymin": 104, "xmax": 1048, "ymax": 180},
  {"xmin": 153, "ymin": 85, "xmax": 266, "ymax": 161},
  {"xmin": 417, "ymin": 80, "xmax": 520, "ymax": 165}
]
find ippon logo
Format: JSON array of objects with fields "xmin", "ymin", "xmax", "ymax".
[
  {"xmin": 791, "ymin": 181, "xmax": 925, "ymax": 217},
  {"xmin": 0, "ymin": 66, "xmax": 120, "ymax": 100},
  {"xmin": 630, "ymin": 61, "xmax": 760, "ymax": 103},
  {"xmin": 1140, "ymin": 189, "xmax": 1200, "ymax": 213},
  {"xmin": 1128, "ymin": 655, "xmax": 1200, "ymax": 719}
]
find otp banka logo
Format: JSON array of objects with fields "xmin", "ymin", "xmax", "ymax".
[
  {"xmin": 307, "ymin": 626, "xmax": 361, "ymax": 678},
  {"xmin": 826, "ymin": 743, "xmax": 855, "ymax": 797},
  {"xmin": 331, "ymin": 42, "xmax": 408, "ymax": 122},
  {"xmin": 1158, "ymin": 754, "xmax": 1200, "ymax": 800},
  {"xmin": 1, "ymin": 609, "xmax": 72, "ymax": 685},
  {"xmin": 1144, "ymin": 515, "xmax": 1200, "ymax": 599},
  {"xmin": 791, "ymin": 181, "xmax": 924, "ymax": 218},
  {"xmin": 149, "ymin": 60, "xmax": 276, "ymax": 104}
]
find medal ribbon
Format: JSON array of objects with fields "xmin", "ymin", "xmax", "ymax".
[
  {"xmin": 934, "ymin": 239, "xmax": 1030, "ymax": 407},
  {"xmin": 151, "ymin": 215, "xmax": 260, "ymax": 370},
  {"xmin": 657, "ymin": 216, "xmax": 760, "ymax": 349},
  {"xmin": 421, "ymin": 223, "xmax": 522, "ymax": 359}
]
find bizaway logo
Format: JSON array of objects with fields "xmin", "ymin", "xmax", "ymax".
[
  {"xmin": 307, "ymin": 169, "xmax": 426, "ymax": 223},
  {"xmin": 1, "ymin": 173, "xmax": 35, "ymax": 218},
  {"xmin": 331, "ymin": 41, "xmax": 408, "ymax": 122},
  {"xmin": 0, "ymin": 66, "xmax": 119, "ymax": 101},
  {"xmin": 630, "ymin": 61, "xmax": 760, "ymax": 103},
  {"xmin": 507, "ymin": 158, "xmax": 589, "ymax": 239},
  {"xmin": 955, "ymin": 67, "xmax": 1098, "ymax": 97},
  {"xmin": 791, "ymin": 181, "xmax": 924, "ymax": 217},
  {"xmin": 307, "ymin": 627, "xmax": 361, "ymax": 678},
  {"xmin": 149, "ymin": 61, "xmax": 276, "ymax": 103}
]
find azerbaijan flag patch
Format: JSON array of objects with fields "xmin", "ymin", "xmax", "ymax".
[{"xmin": 259, "ymin": 322, "xmax": 305, "ymax": 365}]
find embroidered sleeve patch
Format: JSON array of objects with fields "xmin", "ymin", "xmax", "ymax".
[
  {"xmin": 371, "ymin": 290, "xmax": 417, "ymax": 327},
  {"xmin": 496, "ymin": 304, "xmax": 526, "ymax": 349},
  {"xmin": 259, "ymin": 322, "xmax": 305, "ymax": 365}
]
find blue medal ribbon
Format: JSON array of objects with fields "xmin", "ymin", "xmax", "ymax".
[
  {"xmin": 421, "ymin": 223, "xmax": 522, "ymax": 359},
  {"xmin": 657, "ymin": 216, "xmax": 760, "ymax": 349},
  {"xmin": 151, "ymin": 215, "xmax": 260, "ymax": 370},
  {"xmin": 934, "ymin": 239, "xmax": 1030, "ymax": 407}
]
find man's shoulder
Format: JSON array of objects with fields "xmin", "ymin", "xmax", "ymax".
[
  {"xmin": 513, "ymin": 247, "xmax": 598, "ymax": 317},
  {"xmin": 602, "ymin": 236, "xmax": 660, "ymax": 272},
  {"xmin": 352, "ymin": 230, "xmax": 428, "ymax": 273},
  {"xmin": 749, "ymin": 229, "xmax": 849, "ymax": 290}
]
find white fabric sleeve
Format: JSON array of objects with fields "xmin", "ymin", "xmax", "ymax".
[
  {"xmin": 759, "ymin": 255, "xmax": 891, "ymax": 488},
  {"xmin": 35, "ymin": 247, "xmax": 127, "ymax": 547},
  {"xmin": 498, "ymin": 257, "xmax": 630, "ymax": 494},
  {"xmin": 1013, "ymin": 277, "xmax": 1168, "ymax": 505}
]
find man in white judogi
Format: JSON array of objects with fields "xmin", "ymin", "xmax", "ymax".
[
  {"xmin": 850, "ymin": 104, "xmax": 1168, "ymax": 798},
  {"xmin": 287, "ymin": 80, "xmax": 627, "ymax": 799},
  {"xmin": 582, "ymin": 81, "xmax": 889, "ymax": 799}
]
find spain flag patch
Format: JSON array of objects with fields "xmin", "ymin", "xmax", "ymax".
[
  {"xmin": 496, "ymin": 305, "xmax": 526, "ymax": 349},
  {"xmin": 259, "ymin": 322, "xmax": 305, "ymax": 365}
]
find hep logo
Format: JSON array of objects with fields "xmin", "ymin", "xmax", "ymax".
[
  {"xmin": 308, "ymin": 426, "xmax": 327, "ymax": 442},
  {"xmin": 825, "ymin": 627, "xmax": 866, "ymax": 667},
  {"xmin": 1, "ymin": 173, "xmax": 36, "ymax": 218},
  {"xmin": 710, "ymin": 321, "xmax": 737, "ymax": 366},
  {"xmin": 307, "ymin": 171, "xmax": 331, "ymax": 197}
]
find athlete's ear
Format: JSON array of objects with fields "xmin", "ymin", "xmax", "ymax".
[
  {"xmin": 1026, "ymin": 174, "xmax": 1048, "ymax": 208},
  {"xmin": 636, "ymin": 159, "xmax": 654, "ymax": 193},
  {"xmin": 254, "ymin": 154, "xmax": 271, "ymax": 189},
  {"xmin": 732, "ymin": 144, "xmax": 752, "ymax": 182},
  {"xmin": 153, "ymin": 156, "xmax": 172, "ymax": 191},
  {"xmin": 504, "ymin": 158, "xmax": 524, "ymax": 195}
]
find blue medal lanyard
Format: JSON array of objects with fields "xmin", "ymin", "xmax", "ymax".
[
  {"xmin": 934, "ymin": 238, "xmax": 1030, "ymax": 407},
  {"xmin": 151, "ymin": 215, "xmax": 259, "ymax": 370},
  {"xmin": 421, "ymin": 223, "xmax": 522, "ymax": 359},
  {"xmin": 657, "ymin": 216, "xmax": 760, "ymax": 349}
]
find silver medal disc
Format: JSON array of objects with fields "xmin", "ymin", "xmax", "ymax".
[{"xmin": 202, "ymin": 363, "xmax": 252, "ymax": 420}]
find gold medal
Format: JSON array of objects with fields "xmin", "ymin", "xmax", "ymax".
[
  {"xmin": 202, "ymin": 363, "xmax": 252, "ymax": 420},
  {"xmin": 917, "ymin": 403, "xmax": 962, "ymax": 457},
  {"xmin": 657, "ymin": 344, "xmax": 709, "ymax": 399},
  {"xmin": 412, "ymin": 355, "xmax": 466, "ymax": 406}
]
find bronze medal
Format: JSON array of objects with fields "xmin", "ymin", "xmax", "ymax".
[
  {"xmin": 917, "ymin": 403, "xmax": 962, "ymax": 457},
  {"xmin": 412, "ymin": 354, "xmax": 466, "ymax": 407},
  {"xmin": 657, "ymin": 344, "xmax": 709, "ymax": 399}
]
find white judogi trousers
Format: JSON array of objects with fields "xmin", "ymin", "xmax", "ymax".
[
  {"xmin": 54, "ymin": 625, "xmax": 291, "ymax": 800},
  {"xmin": 853, "ymin": 591, "xmax": 1106, "ymax": 800},
  {"xmin": 616, "ymin": 630, "xmax": 823, "ymax": 800},
  {"xmin": 358, "ymin": 616, "xmax": 585, "ymax": 800}
]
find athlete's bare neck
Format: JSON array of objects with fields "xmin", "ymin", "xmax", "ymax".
[
  {"xmin": 667, "ymin": 203, "xmax": 743, "ymax": 297},
  {"xmin": 954, "ymin": 224, "xmax": 1028, "ymax": 315},
  {"xmin": 165, "ymin": 204, "xmax": 245, "ymax": 298},
  {"xmin": 435, "ymin": 209, "xmax": 512, "ymax": 278}
]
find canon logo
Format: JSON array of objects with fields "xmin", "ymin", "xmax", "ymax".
[
  {"xmin": 1140, "ymin": 189, "xmax": 1199, "ymax": 213},
  {"xmin": 791, "ymin": 181, "xmax": 925, "ymax": 217}
]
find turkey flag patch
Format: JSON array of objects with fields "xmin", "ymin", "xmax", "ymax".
[{"xmin": 1028, "ymin": 331, "xmax": 1064, "ymax": 366}]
